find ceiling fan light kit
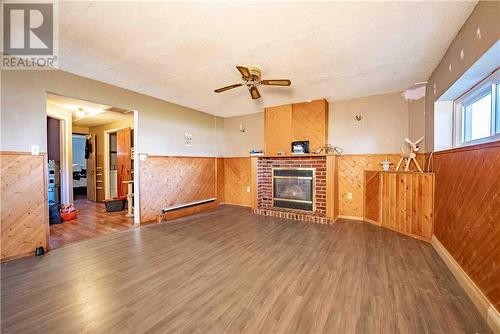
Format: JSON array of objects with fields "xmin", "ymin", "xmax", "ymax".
[{"xmin": 214, "ymin": 66, "xmax": 292, "ymax": 99}]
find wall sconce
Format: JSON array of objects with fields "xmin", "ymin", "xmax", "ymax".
[
  {"xmin": 239, "ymin": 124, "xmax": 246, "ymax": 133},
  {"xmin": 355, "ymin": 115, "xmax": 362, "ymax": 122}
]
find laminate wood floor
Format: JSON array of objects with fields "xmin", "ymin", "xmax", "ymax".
[
  {"xmin": 49, "ymin": 199, "xmax": 135, "ymax": 249},
  {"xmin": 2, "ymin": 205, "xmax": 491, "ymax": 333}
]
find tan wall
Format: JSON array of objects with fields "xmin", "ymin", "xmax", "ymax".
[
  {"xmin": 1, "ymin": 153, "xmax": 48, "ymax": 261},
  {"xmin": 1, "ymin": 70, "xmax": 222, "ymax": 156},
  {"xmin": 422, "ymin": 0, "xmax": 500, "ymax": 320},
  {"xmin": 433, "ymin": 142, "xmax": 500, "ymax": 314},
  {"xmin": 223, "ymin": 113, "xmax": 264, "ymax": 157},
  {"xmin": 329, "ymin": 92, "xmax": 409, "ymax": 154},
  {"xmin": 425, "ymin": 1, "xmax": 500, "ymax": 152},
  {"xmin": 72, "ymin": 126, "xmax": 90, "ymax": 134}
]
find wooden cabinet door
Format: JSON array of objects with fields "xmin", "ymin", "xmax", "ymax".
[
  {"xmin": 264, "ymin": 104, "xmax": 292, "ymax": 155},
  {"xmin": 116, "ymin": 127, "xmax": 131, "ymax": 197},
  {"xmin": 292, "ymin": 99, "xmax": 328, "ymax": 152}
]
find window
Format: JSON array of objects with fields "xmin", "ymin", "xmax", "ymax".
[{"xmin": 455, "ymin": 69, "xmax": 500, "ymax": 146}]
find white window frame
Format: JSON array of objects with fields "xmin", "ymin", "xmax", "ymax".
[{"xmin": 453, "ymin": 69, "xmax": 500, "ymax": 147}]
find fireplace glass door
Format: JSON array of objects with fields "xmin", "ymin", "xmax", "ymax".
[{"xmin": 273, "ymin": 168, "xmax": 314, "ymax": 211}]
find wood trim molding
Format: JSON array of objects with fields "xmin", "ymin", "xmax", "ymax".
[{"xmin": 432, "ymin": 235, "xmax": 500, "ymax": 333}]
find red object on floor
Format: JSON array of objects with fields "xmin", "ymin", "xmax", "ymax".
[{"xmin": 60, "ymin": 210, "xmax": 78, "ymax": 221}]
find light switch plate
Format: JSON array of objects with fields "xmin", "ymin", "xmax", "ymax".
[
  {"xmin": 246, "ymin": 186, "xmax": 250, "ymax": 193},
  {"xmin": 347, "ymin": 192, "xmax": 353, "ymax": 200},
  {"xmin": 31, "ymin": 144, "xmax": 40, "ymax": 155}
]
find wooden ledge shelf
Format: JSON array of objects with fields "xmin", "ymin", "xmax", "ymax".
[{"xmin": 363, "ymin": 170, "xmax": 434, "ymax": 242}]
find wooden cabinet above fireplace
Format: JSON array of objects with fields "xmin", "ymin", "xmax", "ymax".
[{"xmin": 264, "ymin": 99, "xmax": 328, "ymax": 155}]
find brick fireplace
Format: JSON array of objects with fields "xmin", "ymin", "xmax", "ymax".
[{"xmin": 252, "ymin": 155, "xmax": 334, "ymax": 224}]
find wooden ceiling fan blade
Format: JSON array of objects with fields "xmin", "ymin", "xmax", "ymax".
[
  {"xmin": 214, "ymin": 83, "xmax": 243, "ymax": 93},
  {"xmin": 236, "ymin": 66, "xmax": 251, "ymax": 79},
  {"xmin": 260, "ymin": 79, "xmax": 291, "ymax": 86},
  {"xmin": 249, "ymin": 86, "xmax": 261, "ymax": 99}
]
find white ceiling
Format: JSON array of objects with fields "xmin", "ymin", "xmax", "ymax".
[
  {"xmin": 58, "ymin": 1, "xmax": 476, "ymax": 117},
  {"xmin": 47, "ymin": 94, "xmax": 133, "ymax": 127}
]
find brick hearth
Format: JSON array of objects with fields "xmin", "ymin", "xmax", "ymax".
[{"xmin": 252, "ymin": 155, "xmax": 334, "ymax": 224}]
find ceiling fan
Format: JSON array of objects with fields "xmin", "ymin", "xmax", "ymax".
[{"xmin": 214, "ymin": 66, "xmax": 291, "ymax": 99}]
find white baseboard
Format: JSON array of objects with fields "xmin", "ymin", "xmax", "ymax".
[{"xmin": 431, "ymin": 236, "xmax": 500, "ymax": 333}]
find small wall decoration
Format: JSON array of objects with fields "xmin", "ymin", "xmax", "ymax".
[
  {"xmin": 239, "ymin": 124, "xmax": 246, "ymax": 133},
  {"xmin": 355, "ymin": 115, "xmax": 362, "ymax": 122},
  {"xmin": 184, "ymin": 132, "xmax": 193, "ymax": 146}
]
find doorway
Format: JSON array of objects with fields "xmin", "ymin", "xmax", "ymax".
[{"xmin": 46, "ymin": 93, "xmax": 138, "ymax": 249}]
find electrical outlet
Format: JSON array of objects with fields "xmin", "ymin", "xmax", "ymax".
[
  {"xmin": 246, "ymin": 186, "xmax": 250, "ymax": 192},
  {"xmin": 347, "ymin": 192, "xmax": 353, "ymax": 200},
  {"xmin": 31, "ymin": 144, "xmax": 40, "ymax": 155}
]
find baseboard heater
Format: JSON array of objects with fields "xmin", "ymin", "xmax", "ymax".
[{"xmin": 161, "ymin": 198, "xmax": 217, "ymax": 214}]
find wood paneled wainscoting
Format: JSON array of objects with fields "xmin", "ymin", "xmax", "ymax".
[
  {"xmin": 433, "ymin": 141, "xmax": 500, "ymax": 323},
  {"xmin": 139, "ymin": 156, "xmax": 222, "ymax": 223},
  {"xmin": 1, "ymin": 152, "xmax": 48, "ymax": 261}
]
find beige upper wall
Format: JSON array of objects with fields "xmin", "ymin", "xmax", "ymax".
[
  {"xmin": 425, "ymin": 1, "xmax": 500, "ymax": 152},
  {"xmin": 408, "ymin": 97, "xmax": 426, "ymax": 150},
  {"xmin": 223, "ymin": 113, "xmax": 264, "ymax": 157},
  {"xmin": 328, "ymin": 92, "xmax": 409, "ymax": 154},
  {"xmin": 1, "ymin": 70, "xmax": 221, "ymax": 156}
]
